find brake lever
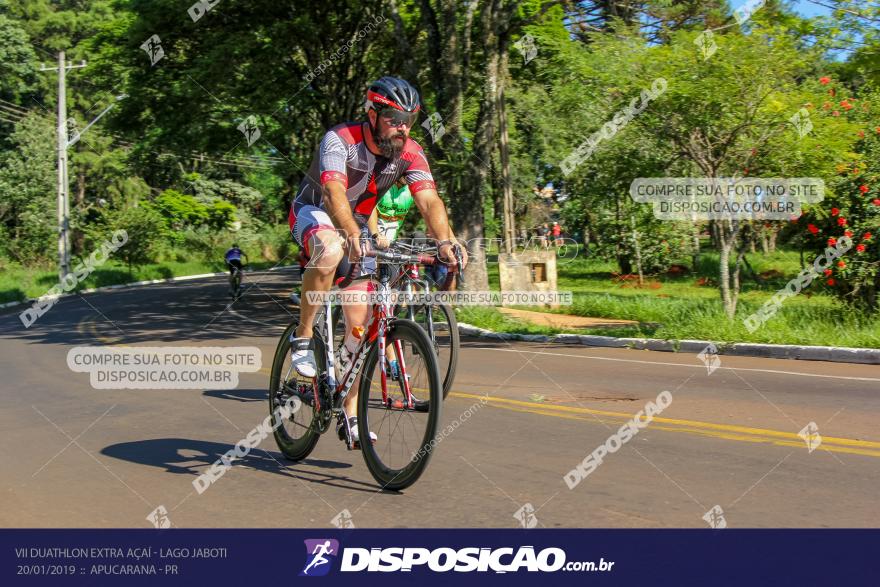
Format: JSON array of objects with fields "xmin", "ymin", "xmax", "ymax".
[{"xmin": 453, "ymin": 245, "xmax": 465, "ymax": 288}]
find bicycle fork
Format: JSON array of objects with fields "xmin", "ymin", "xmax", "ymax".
[{"xmin": 378, "ymin": 296, "xmax": 415, "ymax": 410}]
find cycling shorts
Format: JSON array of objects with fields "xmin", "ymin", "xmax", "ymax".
[{"xmin": 291, "ymin": 205, "xmax": 376, "ymax": 282}]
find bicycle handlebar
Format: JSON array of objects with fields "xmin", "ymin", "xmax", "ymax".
[{"xmin": 335, "ymin": 239, "xmax": 465, "ymax": 291}]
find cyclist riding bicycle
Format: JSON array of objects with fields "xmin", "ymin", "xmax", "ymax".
[
  {"xmin": 290, "ymin": 178, "xmax": 415, "ymax": 306},
  {"xmin": 368, "ymin": 182, "xmax": 457, "ymax": 389},
  {"xmin": 224, "ymin": 244, "xmax": 247, "ymax": 284},
  {"xmin": 288, "ymin": 76, "xmax": 468, "ymax": 446},
  {"xmin": 368, "ymin": 177, "xmax": 414, "ymax": 248}
]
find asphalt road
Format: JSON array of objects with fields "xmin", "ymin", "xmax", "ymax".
[{"xmin": 1, "ymin": 267, "xmax": 879, "ymax": 529}]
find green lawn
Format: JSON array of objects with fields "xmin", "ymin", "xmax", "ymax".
[{"xmin": 460, "ymin": 247, "xmax": 880, "ymax": 349}]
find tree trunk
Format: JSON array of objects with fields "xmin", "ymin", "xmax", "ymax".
[
  {"xmin": 497, "ymin": 48, "xmax": 515, "ymax": 254},
  {"xmin": 715, "ymin": 219, "xmax": 743, "ymax": 319},
  {"xmin": 614, "ymin": 192, "xmax": 631, "ymax": 274},
  {"xmin": 491, "ymin": 157, "xmax": 503, "ymax": 227},
  {"xmin": 389, "ymin": 0, "xmax": 419, "ymax": 82},
  {"xmin": 630, "ymin": 214, "xmax": 644, "ymax": 285},
  {"xmin": 74, "ymin": 171, "xmax": 86, "ymax": 255},
  {"xmin": 450, "ymin": 0, "xmax": 511, "ymax": 292},
  {"xmin": 587, "ymin": 211, "xmax": 601, "ymax": 248}
]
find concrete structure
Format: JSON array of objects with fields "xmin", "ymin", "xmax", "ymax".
[{"xmin": 498, "ymin": 249, "xmax": 558, "ymax": 309}]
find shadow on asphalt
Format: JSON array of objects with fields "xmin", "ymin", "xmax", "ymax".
[
  {"xmin": 0, "ymin": 270, "xmax": 301, "ymax": 345},
  {"xmin": 100, "ymin": 438, "xmax": 383, "ymax": 493}
]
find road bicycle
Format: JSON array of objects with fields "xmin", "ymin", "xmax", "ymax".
[
  {"xmin": 228, "ymin": 264, "xmax": 243, "ymax": 300},
  {"xmin": 268, "ymin": 242, "xmax": 453, "ymax": 490},
  {"xmin": 331, "ymin": 240, "xmax": 462, "ymax": 398}
]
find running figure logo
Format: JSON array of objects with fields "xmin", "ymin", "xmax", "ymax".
[{"xmin": 300, "ymin": 539, "xmax": 339, "ymax": 577}]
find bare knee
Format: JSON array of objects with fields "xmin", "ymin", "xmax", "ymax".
[{"xmin": 307, "ymin": 232, "xmax": 343, "ymax": 277}]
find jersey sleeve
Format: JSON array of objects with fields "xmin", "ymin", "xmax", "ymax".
[
  {"xmin": 402, "ymin": 142, "xmax": 436, "ymax": 193},
  {"xmin": 318, "ymin": 129, "xmax": 348, "ymax": 187}
]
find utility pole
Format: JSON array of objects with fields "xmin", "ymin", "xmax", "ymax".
[{"xmin": 40, "ymin": 51, "xmax": 86, "ymax": 281}]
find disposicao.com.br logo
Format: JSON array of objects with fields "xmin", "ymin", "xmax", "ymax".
[{"xmin": 301, "ymin": 541, "xmax": 614, "ymax": 575}]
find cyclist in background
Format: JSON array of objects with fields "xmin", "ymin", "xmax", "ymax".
[
  {"xmin": 368, "ymin": 177, "xmax": 414, "ymax": 248},
  {"xmin": 368, "ymin": 182, "xmax": 455, "ymax": 399},
  {"xmin": 224, "ymin": 244, "xmax": 248, "ymax": 284},
  {"xmin": 369, "ymin": 182, "xmax": 458, "ymax": 290}
]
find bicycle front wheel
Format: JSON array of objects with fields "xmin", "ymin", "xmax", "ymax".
[{"xmin": 357, "ymin": 319, "xmax": 442, "ymax": 491}]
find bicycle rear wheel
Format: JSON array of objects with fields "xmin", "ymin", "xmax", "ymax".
[
  {"xmin": 269, "ymin": 323, "xmax": 321, "ymax": 461},
  {"xmin": 357, "ymin": 319, "xmax": 442, "ymax": 491},
  {"xmin": 401, "ymin": 300, "xmax": 458, "ymax": 398}
]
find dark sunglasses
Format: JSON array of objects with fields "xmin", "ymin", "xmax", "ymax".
[{"xmin": 378, "ymin": 108, "xmax": 418, "ymax": 128}]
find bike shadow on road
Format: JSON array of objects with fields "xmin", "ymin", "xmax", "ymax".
[{"xmin": 100, "ymin": 438, "xmax": 380, "ymax": 493}]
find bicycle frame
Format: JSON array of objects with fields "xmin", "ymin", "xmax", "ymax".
[
  {"xmin": 313, "ymin": 260, "xmax": 417, "ymax": 448},
  {"xmin": 228, "ymin": 263, "xmax": 243, "ymax": 284}
]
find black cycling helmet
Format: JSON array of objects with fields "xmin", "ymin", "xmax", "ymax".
[
  {"xmin": 231, "ymin": 243, "xmax": 238, "ymax": 248},
  {"xmin": 366, "ymin": 76, "xmax": 421, "ymax": 113}
]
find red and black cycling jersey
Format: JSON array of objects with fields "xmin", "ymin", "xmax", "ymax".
[{"xmin": 290, "ymin": 122, "xmax": 435, "ymax": 228}]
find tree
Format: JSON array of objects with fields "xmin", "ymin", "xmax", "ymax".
[
  {"xmin": 0, "ymin": 10, "xmax": 38, "ymax": 106},
  {"xmin": 151, "ymin": 189, "xmax": 209, "ymax": 230},
  {"xmin": 109, "ymin": 205, "xmax": 165, "ymax": 276},
  {"xmin": 594, "ymin": 25, "xmax": 854, "ymax": 318},
  {"xmin": 0, "ymin": 113, "xmax": 55, "ymax": 263}
]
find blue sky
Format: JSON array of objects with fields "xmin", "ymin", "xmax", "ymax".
[
  {"xmin": 790, "ymin": 0, "xmax": 832, "ymax": 18},
  {"xmin": 729, "ymin": 0, "xmax": 833, "ymax": 18}
]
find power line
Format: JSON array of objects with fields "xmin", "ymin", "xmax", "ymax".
[
  {"xmin": 0, "ymin": 98, "xmax": 30, "ymax": 116},
  {"xmin": 0, "ymin": 108, "xmax": 26, "ymax": 121},
  {"xmin": 96, "ymin": 133, "xmax": 276, "ymax": 170}
]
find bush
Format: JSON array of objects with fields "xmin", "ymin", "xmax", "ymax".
[
  {"xmin": 151, "ymin": 189, "xmax": 209, "ymax": 230},
  {"xmin": 593, "ymin": 205, "xmax": 693, "ymax": 273},
  {"xmin": 798, "ymin": 85, "xmax": 880, "ymax": 312},
  {"xmin": 110, "ymin": 206, "xmax": 167, "ymax": 275}
]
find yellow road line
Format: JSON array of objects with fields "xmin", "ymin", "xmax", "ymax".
[
  {"xmin": 449, "ymin": 392, "xmax": 880, "ymax": 458},
  {"xmin": 247, "ymin": 367, "xmax": 880, "ymax": 457},
  {"xmin": 77, "ymin": 315, "xmax": 123, "ymax": 345}
]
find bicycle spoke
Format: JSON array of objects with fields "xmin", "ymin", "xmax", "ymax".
[{"xmin": 358, "ymin": 321, "xmax": 442, "ymax": 489}]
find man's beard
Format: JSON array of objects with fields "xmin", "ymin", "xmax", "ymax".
[{"xmin": 375, "ymin": 132, "xmax": 406, "ymax": 159}]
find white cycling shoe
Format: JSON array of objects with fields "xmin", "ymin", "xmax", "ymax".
[
  {"xmin": 337, "ymin": 416, "xmax": 377, "ymax": 447},
  {"xmin": 290, "ymin": 336, "xmax": 316, "ymax": 378}
]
